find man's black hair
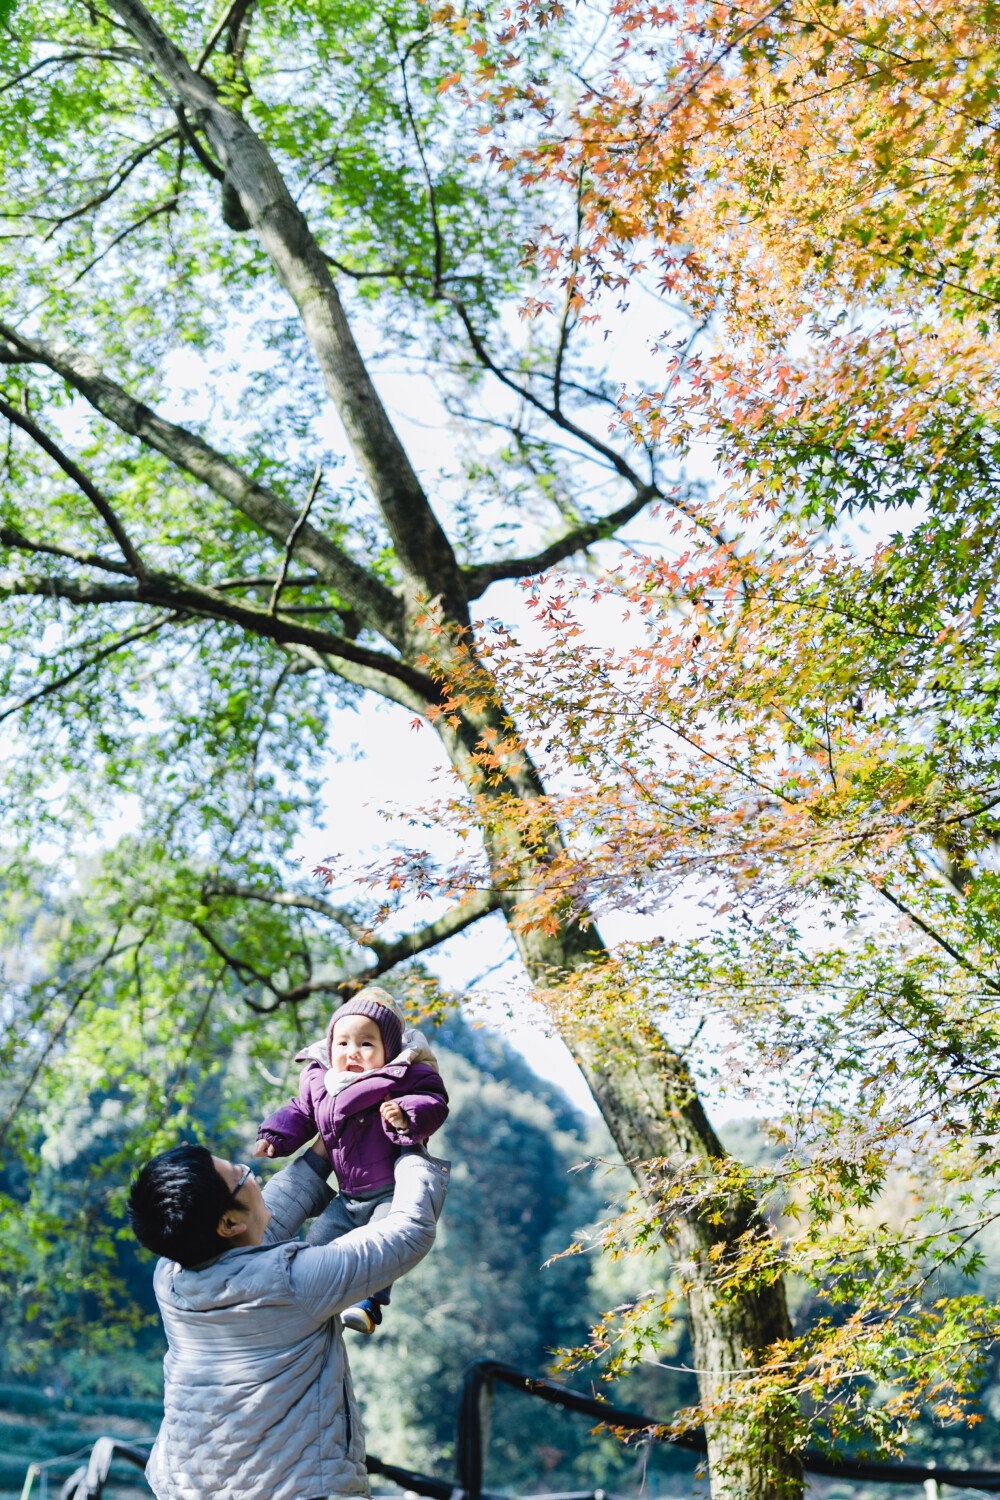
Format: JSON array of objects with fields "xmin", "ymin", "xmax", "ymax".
[{"xmin": 128, "ymin": 1143, "xmax": 241, "ymax": 1269}]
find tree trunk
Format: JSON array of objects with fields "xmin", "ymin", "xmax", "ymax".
[{"xmin": 431, "ymin": 687, "xmax": 801, "ymax": 1500}]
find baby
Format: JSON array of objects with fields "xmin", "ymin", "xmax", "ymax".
[{"xmin": 255, "ymin": 986, "xmax": 449, "ymax": 1334}]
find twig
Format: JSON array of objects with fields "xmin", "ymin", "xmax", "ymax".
[
  {"xmin": 877, "ymin": 882, "xmax": 1000, "ymax": 996},
  {"xmin": 398, "ymin": 35, "xmax": 443, "ymax": 292},
  {"xmin": 0, "ymin": 610, "xmax": 185, "ymax": 725},
  {"xmin": 268, "ymin": 465, "xmax": 322, "ymax": 616},
  {"xmin": 0, "ymin": 393, "xmax": 147, "ymax": 578},
  {"xmin": 65, "ymin": 195, "xmax": 178, "ymax": 289},
  {"xmin": 195, "ymin": 0, "xmax": 247, "ymax": 71},
  {"xmin": 0, "ymin": 522, "xmax": 132, "ymax": 575}
]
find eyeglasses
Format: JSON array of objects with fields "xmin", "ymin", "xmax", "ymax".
[{"xmin": 233, "ymin": 1163, "xmax": 257, "ymax": 1196}]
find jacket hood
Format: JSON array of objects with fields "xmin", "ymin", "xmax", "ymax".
[{"xmin": 295, "ymin": 1026, "xmax": 439, "ymax": 1097}]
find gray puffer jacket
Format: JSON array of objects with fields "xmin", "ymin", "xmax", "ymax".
[{"xmin": 145, "ymin": 1149, "xmax": 449, "ymax": 1500}]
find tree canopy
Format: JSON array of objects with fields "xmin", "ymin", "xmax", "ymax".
[
  {"xmin": 406, "ymin": 0, "xmax": 1000, "ymax": 1466},
  {"xmin": 6, "ymin": 0, "xmax": 1000, "ymax": 1494}
]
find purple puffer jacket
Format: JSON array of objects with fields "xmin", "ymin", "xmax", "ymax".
[{"xmin": 258, "ymin": 1060, "xmax": 449, "ymax": 1196}]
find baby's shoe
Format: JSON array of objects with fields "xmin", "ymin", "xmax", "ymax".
[{"xmin": 341, "ymin": 1298, "xmax": 383, "ymax": 1335}]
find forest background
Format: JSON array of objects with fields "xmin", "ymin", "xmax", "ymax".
[{"xmin": 4, "ymin": 1, "xmax": 1000, "ymax": 1498}]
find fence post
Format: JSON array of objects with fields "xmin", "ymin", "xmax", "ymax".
[
  {"xmin": 924, "ymin": 1461, "xmax": 939, "ymax": 1500},
  {"xmin": 456, "ymin": 1362, "xmax": 499, "ymax": 1498}
]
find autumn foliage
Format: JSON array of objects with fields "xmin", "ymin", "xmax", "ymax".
[{"xmin": 398, "ymin": 0, "xmax": 1000, "ymax": 1463}]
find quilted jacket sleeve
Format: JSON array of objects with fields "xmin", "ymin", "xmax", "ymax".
[
  {"xmin": 261, "ymin": 1153, "xmax": 334, "ymax": 1244},
  {"xmin": 288, "ymin": 1150, "xmax": 449, "ymax": 1321}
]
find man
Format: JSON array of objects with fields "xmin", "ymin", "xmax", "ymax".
[{"xmin": 128, "ymin": 1134, "xmax": 448, "ymax": 1500}]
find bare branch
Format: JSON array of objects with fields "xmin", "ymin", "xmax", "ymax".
[
  {"xmin": 0, "ymin": 392, "xmax": 148, "ymax": 578},
  {"xmin": 0, "ymin": 611, "xmax": 185, "ymax": 725},
  {"xmin": 358, "ymin": 887, "xmax": 503, "ymax": 970},
  {"xmin": 269, "ymin": 464, "xmax": 322, "ymax": 616},
  {"xmin": 0, "ymin": 321, "xmax": 402, "ymax": 638},
  {"xmin": 282, "ymin": 642, "xmax": 432, "ymax": 715},
  {"xmin": 443, "ymin": 290, "xmax": 653, "ymax": 491},
  {"xmin": 463, "ymin": 487, "xmax": 656, "ymax": 598}
]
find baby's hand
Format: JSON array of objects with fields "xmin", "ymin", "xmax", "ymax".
[
  {"xmin": 380, "ymin": 1099, "xmax": 411, "ymax": 1131},
  {"xmin": 254, "ymin": 1138, "xmax": 276, "ymax": 1158}
]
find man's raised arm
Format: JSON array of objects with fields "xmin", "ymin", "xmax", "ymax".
[
  {"xmin": 262, "ymin": 1147, "xmax": 334, "ymax": 1244},
  {"xmin": 289, "ymin": 1151, "xmax": 449, "ymax": 1321}
]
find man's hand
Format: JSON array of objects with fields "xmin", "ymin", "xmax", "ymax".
[
  {"xmin": 254, "ymin": 1138, "xmax": 276, "ymax": 1158},
  {"xmin": 381, "ymin": 1099, "xmax": 411, "ymax": 1131}
]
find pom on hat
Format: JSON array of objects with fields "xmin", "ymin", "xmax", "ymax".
[{"xmin": 326, "ymin": 985, "xmax": 404, "ymax": 1063}]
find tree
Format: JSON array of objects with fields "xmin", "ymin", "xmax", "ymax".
[
  {"xmin": 0, "ymin": 3, "xmax": 795, "ymax": 1497},
  {"xmin": 422, "ymin": 0, "xmax": 1000, "ymax": 1469}
]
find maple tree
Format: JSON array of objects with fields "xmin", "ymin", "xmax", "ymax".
[
  {"xmin": 0, "ymin": 3, "xmax": 792, "ymax": 1497},
  {"xmin": 4, "ymin": 0, "xmax": 998, "ymax": 1494},
  {"xmin": 402, "ymin": 0, "xmax": 1000, "ymax": 1480}
]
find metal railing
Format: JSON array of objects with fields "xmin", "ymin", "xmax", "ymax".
[{"xmin": 22, "ymin": 1360, "xmax": 1000, "ymax": 1500}]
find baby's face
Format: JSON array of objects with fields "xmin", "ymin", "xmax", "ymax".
[{"xmin": 330, "ymin": 1014, "xmax": 386, "ymax": 1074}]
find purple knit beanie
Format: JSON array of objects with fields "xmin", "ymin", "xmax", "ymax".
[{"xmin": 326, "ymin": 985, "xmax": 404, "ymax": 1064}]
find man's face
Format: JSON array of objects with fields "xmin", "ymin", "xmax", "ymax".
[
  {"xmin": 212, "ymin": 1156, "xmax": 272, "ymax": 1247},
  {"xmin": 330, "ymin": 1014, "xmax": 386, "ymax": 1073}
]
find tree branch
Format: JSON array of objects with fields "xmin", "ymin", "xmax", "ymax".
[
  {"xmin": 202, "ymin": 877, "xmax": 372, "ymax": 944},
  {"xmin": 0, "ymin": 321, "xmax": 402, "ymax": 639},
  {"xmin": 217, "ymin": 573, "xmax": 319, "ymax": 590},
  {"xmin": 197, "ymin": 883, "xmax": 503, "ymax": 1009},
  {"xmin": 195, "ymin": 0, "xmax": 252, "ymax": 72},
  {"xmin": 41, "ymin": 127, "xmax": 179, "ymax": 236},
  {"xmin": 398, "ymin": 35, "xmax": 443, "ymax": 293},
  {"xmin": 269, "ymin": 464, "xmax": 321, "ymax": 616},
  {"xmin": 63, "ymin": 194, "xmax": 179, "ymax": 290},
  {"xmin": 463, "ymin": 487, "xmax": 656, "ymax": 598},
  {"xmin": 0, "ymin": 568, "xmax": 441, "ymax": 703},
  {"xmin": 282, "ymin": 642, "xmax": 432, "ymax": 714},
  {"xmin": 0, "ymin": 523, "xmax": 133, "ymax": 575},
  {"xmin": 105, "ymin": 0, "xmax": 467, "ymax": 611},
  {"xmin": 0, "ymin": 392, "xmax": 148, "ymax": 578},
  {"xmin": 877, "ymin": 882, "xmax": 1000, "ymax": 996},
  {"xmin": 360, "ymin": 887, "xmax": 503, "ymax": 968},
  {"xmin": 0, "ymin": 611, "xmax": 185, "ymax": 725},
  {"xmin": 443, "ymin": 290, "xmax": 653, "ymax": 491},
  {"xmin": 174, "ymin": 104, "xmax": 224, "ymax": 181}
]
